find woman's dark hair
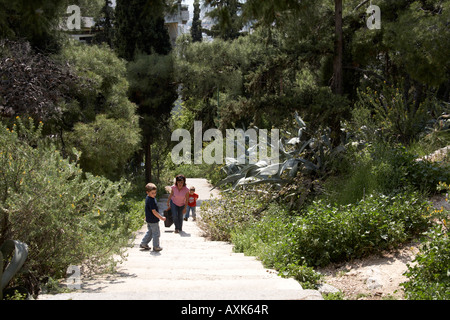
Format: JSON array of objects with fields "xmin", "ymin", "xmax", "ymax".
[{"xmin": 175, "ymin": 174, "xmax": 186, "ymax": 187}]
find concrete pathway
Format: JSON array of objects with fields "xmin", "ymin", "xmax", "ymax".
[{"xmin": 38, "ymin": 178, "xmax": 322, "ymax": 300}]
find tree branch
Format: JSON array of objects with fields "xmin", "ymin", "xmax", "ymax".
[
  {"xmin": 343, "ymin": 66, "xmax": 390, "ymax": 84},
  {"xmin": 354, "ymin": 0, "xmax": 370, "ymax": 11}
]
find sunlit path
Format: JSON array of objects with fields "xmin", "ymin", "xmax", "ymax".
[{"xmin": 38, "ymin": 178, "xmax": 322, "ymax": 300}]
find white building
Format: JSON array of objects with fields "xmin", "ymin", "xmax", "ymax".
[
  {"xmin": 165, "ymin": 0, "xmax": 190, "ymax": 47},
  {"xmin": 65, "ymin": 1, "xmax": 189, "ymax": 46},
  {"xmin": 66, "ymin": 16, "xmax": 96, "ymax": 43}
]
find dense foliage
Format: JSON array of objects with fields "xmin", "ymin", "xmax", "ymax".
[
  {"xmin": 0, "ymin": 118, "xmax": 142, "ymax": 295},
  {"xmin": 401, "ymin": 225, "xmax": 450, "ymax": 299},
  {"xmin": 1, "ymin": 0, "xmax": 449, "ymax": 300},
  {"xmin": 233, "ymin": 192, "xmax": 430, "ymax": 267},
  {"xmin": 115, "ymin": 0, "xmax": 177, "ymax": 183},
  {"xmin": 401, "ymin": 182, "xmax": 450, "ymax": 300},
  {"xmin": 58, "ymin": 40, "xmax": 141, "ymax": 179},
  {"xmin": 0, "ymin": 40, "xmax": 81, "ymax": 120}
]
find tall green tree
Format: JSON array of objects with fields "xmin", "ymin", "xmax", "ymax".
[
  {"xmin": 62, "ymin": 0, "xmax": 104, "ymax": 17},
  {"xmin": 93, "ymin": 0, "xmax": 115, "ymax": 47},
  {"xmin": 115, "ymin": 0, "xmax": 177, "ymax": 183},
  {"xmin": 115, "ymin": 0, "xmax": 171, "ymax": 60},
  {"xmin": 59, "ymin": 41, "xmax": 141, "ymax": 179},
  {"xmin": 242, "ymin": 0, "xmax": 305, "ymax": 27},
  {"xmin": 191, "ymin": 0, "xmax": 202, "ymax": 42},
  {"xmin": 177, "ymin": 0, "xmax": 449, "ymax": 149},
  {"xmin": 347, "ymin": 0, "xmax": 450, "ymax": 145},
  {"xmin": 240, "ymin": 0, "xmax": 348, "ymax": 146},
  {"xmin": 329, "ymin": 0, "xmax": 344, "ymax": 146},
  {"xmin": 204, "ymin": 0, "xmax": 244, "ymax": 40},
  {"xmin": 0, "ymin": 0, "xmax": 66, "ymax": 52},
  {"xmin": 241, "ymin": 0, "xmax": 450, "ymax": 145}
]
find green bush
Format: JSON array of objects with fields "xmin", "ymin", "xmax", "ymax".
[
  {"xmin": 68, "ymin": 114, "xmax": 141, "ymax": 179},
  {"xmin": 202, "ymin": 186, "xmax": 431, "ymax": 288},
  {"xmin": 232, "ymin": 191, "xmax": 430, "ymax": 269},
  {"xmin": 401, "ymin": 182, "xmax": 450, "ymax": 300},
  {"xmin": 231, "ymin": 202, "xmax": 323, "ymax": 288},
  {"xmin": 292, "ymin": 191, "xmax": 431, "ymax": 267},
  {"xmin": 198, "ymin": 190, "xmax": 262, "ymax": 241},
  {"xmin": 326, "ymin": 143, "xmax": 450, "ymax": 205},
  {"xmin": 354, "ymin": 83, "xmax": 434, "ymax": 145},
  {"xmin": 0, "ymin": 118, "xmax": 141, "ymax": 295},
  {"xmin": 231, "ymin": 203, "xmax": 295, "ymax": 266},
  {"xmin": 401, "ymin": 225, "xmax": 450, "ymax": 300},
  {"xmin": 208, "ymin": 188, "xmax": 430, "ymax": 267}
]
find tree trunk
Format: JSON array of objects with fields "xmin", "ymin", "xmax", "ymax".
[
  {"xmin": 145, "ymin": 135, "xmax": 153, "ymax": 183},
  {"xmin": 0, "ymin": 209, "xmax": 10, "ymax": 245},
  {"xmin": 332, "ymin": 0, "xmax": 343, "ymax": 95},
  {"xmin": 330, "ymin": 0, "xmax": 343, "ymax": 147}
]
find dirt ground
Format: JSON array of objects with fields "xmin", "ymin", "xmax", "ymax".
[
  {"xmin": 317, "ymin": 242, "xmax": 419, "ymax": 300},
  {"xmin": 317, "ymin": 194, "xmax": 449, "ymax": 300}
]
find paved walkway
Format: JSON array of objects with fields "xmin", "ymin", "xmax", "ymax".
[{"xmin": 38, "ymin": 178, "xmax": 322, "ymax": 300}]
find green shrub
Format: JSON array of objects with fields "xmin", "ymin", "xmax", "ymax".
[
  {"xmin": 203, "ymin": 178, "xmax": 431, "ymax": 289},
  {"xmin": 292, "ymin": 191, "xmax": 431, "ymax": 266},
  {"xmin": 401, "ymin": 182, "xmax": 450, "ymax": 300},
  {"xmin": 231, "ymin": 203, "xmax": 296, "ymax": 266},
  {"xmin": 401, "ymin": 225, "xmax": 450, "ymax": 300},
  {"xmin": 218, "ymin": 190, "xmax": 431, "ymax": 268},
  {"xmin": 326, "ymin": 143, "xmax": 450, "ymax": 205},
  {"xmin": 198, "ymin": 190, "xmax": 262, "ymax": 241},
  {"xmin": 231, "ymin": 202, "xmax": 323, "ymax": 288},
  {"xmin": 68, "ymin": 114, "xmax": 141, "ymax": 179},
  {"xmin": 354, "ymin": 83, "xmax": 434, "ymax": 145},
  {"xmin": 278, "ymin": 263, "xmax": 323, "ymax": 289},
  {"xmin": 0, "ymin": 118, "xmax": 141, "ymax": 295},
  {"xmin": 121, "ymin": 198, "xmax": 146, "ymax": 233}
]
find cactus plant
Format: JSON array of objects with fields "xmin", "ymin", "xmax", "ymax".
[
  {"xmin": 216, "ymin": 112, "xmax": 346, "ymax": 190},
  {"xmin": 0, "ymin": 240, "xmax": 28, "ymax": 299}
]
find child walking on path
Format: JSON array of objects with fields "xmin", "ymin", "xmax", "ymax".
[
  {"xmin": 185, "ymin": 186, "xmax": 199, "ymax": 221},
  {"xmin": 140, "ymin": 183, "xmax": 166, "ymax": 252}
]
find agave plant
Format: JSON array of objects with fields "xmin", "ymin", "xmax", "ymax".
[
  {"xmin": 215, "ymin": 112, "xmax": 346, "ymax": 191},
  {"xmin": 0, "ymin": 240, "xmax": 28, "ymax": 299}
]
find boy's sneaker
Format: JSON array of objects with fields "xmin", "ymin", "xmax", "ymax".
[
  {"xmin": 140, "ymin": 244, "xmax": 150, "ymax": 250},
  {"xmin": 153, "ymin": 247, "xmax": 163, "ymax": 252}
]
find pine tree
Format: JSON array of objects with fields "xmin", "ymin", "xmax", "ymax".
[
  {"xmin": 93, "ymin": 0, "xmax": 115, "ymax": 47},
  {"xmin": 204, "ymin": 0, "xmax": 243, "ymax": 40},
  {"xmin": 191, "ymin": 0, "xmax": 202, "ymax": 42},
  {"xmin": 0, "ymin": 0, "xmax": 67, "ymax": 52},
  {"xmin": 329, "ymin": 0, "xmax": 343, "ymax": 147},
  {"xmin": 115, "ymin": 0, "xmax": 177, "ymax": 183},
  {"xmin": 115, "ymin": 0, "xmax": 168, "ymax": 60}
]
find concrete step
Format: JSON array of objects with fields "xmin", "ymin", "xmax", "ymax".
[
  {"xmin": 38, "ymin": 288, "xmax": 323, "ymax": 300},
  {"xmin": 37, "ymin": 178, "xmax": 323, "ymax": 301}
]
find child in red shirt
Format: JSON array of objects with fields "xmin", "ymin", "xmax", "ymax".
[{"xmin": 185, "ymin": 186, "xmax": 199, "ymax": 221}]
